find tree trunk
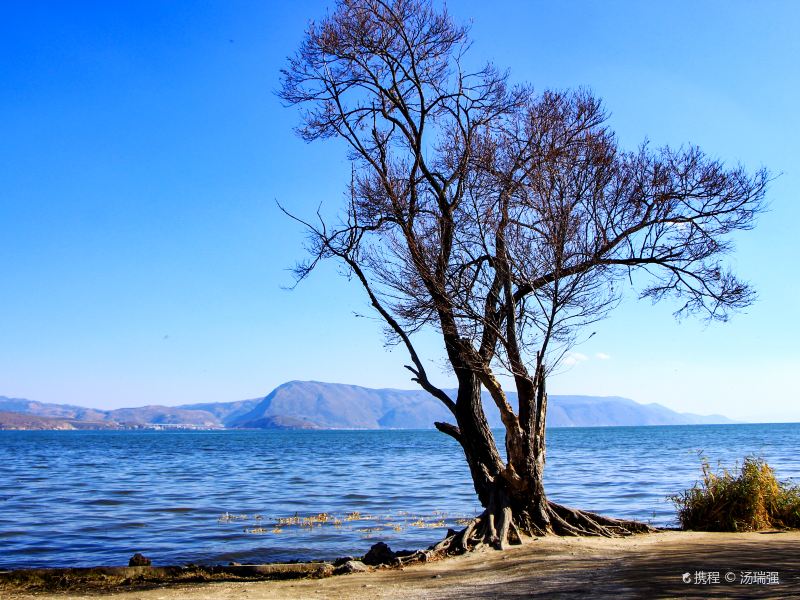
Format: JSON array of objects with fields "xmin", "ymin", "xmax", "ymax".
[{"xmin": 432, "ymin": 370, "xmax": 653, "ymax": 556}]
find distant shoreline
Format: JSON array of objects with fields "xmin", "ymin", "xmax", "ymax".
[{"xmin": 10, "ymin": 421, "xmax": 800, "ymax": 433}]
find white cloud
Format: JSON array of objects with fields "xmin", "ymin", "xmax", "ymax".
[
  {"xmin": 595, "ymin": 352, "xmax": 611, "ymax": 360},
  {"xmin": 563, "ymin": 352, "xmax": 589, "ymax": 366}
]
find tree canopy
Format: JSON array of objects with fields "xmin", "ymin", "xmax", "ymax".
[{"xmin": 280, "ymin": 0, "xmax": 767, "ymax": 547}]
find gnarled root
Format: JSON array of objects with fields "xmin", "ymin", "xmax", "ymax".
[
  {"xmin": 423, "ymin": 498, "xmax": 656, "ymax": 560},
  {"xmin": 545, "ymin": 501, "xmax": 655, "ymax": 537}
]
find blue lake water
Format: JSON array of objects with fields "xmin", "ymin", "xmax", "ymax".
[{"xmin": 1, "ymin": 423, "xmax": 798, "ymax": 569}]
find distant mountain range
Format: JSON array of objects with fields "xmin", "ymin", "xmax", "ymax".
[
  {"xmin": 0, "ymin": 381, "xmax": 734, "ymax": 430},
  {"xmin": 0, "ymin": 395, "xmax": 261, "ymax": 430}
]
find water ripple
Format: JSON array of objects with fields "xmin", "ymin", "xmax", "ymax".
[{"xmin": 0, "ymin": 424, "xmax": 797, "ymax": 568}]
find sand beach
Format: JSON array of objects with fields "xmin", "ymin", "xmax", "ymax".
[{"xmin": 3, "ymin": 530, "xmax": 798, "ymax": 599}]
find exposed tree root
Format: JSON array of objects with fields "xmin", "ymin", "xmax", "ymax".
[
  {"xmin": 409, "ymin": 498, "xmax": 656, "ymax": 563},
  {"xmin": 546, "ymin": 501, "xmax": 654, "ymax": 537}
]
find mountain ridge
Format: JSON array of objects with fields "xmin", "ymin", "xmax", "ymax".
[{"xmin": 1, "ymin": 383, "xmax": 734, "ymax": 430}]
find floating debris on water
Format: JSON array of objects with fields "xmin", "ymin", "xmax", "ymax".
[
  {"xmin": 218, "ymin": 512, "xmax": 249, "ymax": 523},
  {"xmin": 217, "ymin": 509, "xmax": 473, "ymax": 537}
]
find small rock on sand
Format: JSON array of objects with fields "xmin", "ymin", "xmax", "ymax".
[{"xmin": 334, "ymin": 560, "xmax": 369, "ymax": 575}]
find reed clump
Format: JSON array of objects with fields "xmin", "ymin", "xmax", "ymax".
[{"xmin": 672, "ymin": 456, "xmax": 800, "ymax": 531}]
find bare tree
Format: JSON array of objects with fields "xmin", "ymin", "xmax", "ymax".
[{"xmin": 279, "ymin": 0, "xmax": 767, "ymax": 550}]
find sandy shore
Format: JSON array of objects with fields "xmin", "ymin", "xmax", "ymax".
[{"xmin": 4, "ymin": 531, "xmax": 799, "ymax": 599}]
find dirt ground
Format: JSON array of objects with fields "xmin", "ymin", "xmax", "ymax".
[{"xmin": 4, "ymin": 531, "xmax": 799, "ymax": 600}]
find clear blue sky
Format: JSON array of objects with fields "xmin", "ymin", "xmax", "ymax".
[{"xmin": 1, "ymin": 1, "xmax": 797, "ymax": 422}]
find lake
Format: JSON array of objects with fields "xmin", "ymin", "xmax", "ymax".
[{"xmin": 1, "ymin": 423, "xmax": 798, "ymax": 569}]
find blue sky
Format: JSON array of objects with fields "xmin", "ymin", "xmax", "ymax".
[{"xmin": 1, "ymin": 1, "xmax": 797, "ymax": 422}]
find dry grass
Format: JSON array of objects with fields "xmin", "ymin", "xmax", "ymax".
[
  {"xmin": 672, "ymin": 456, "xmax": 800, "ymax": 531},
  {"xmin": 221, "ymin": 509, "xmax": 469, "ymax": 537}
]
